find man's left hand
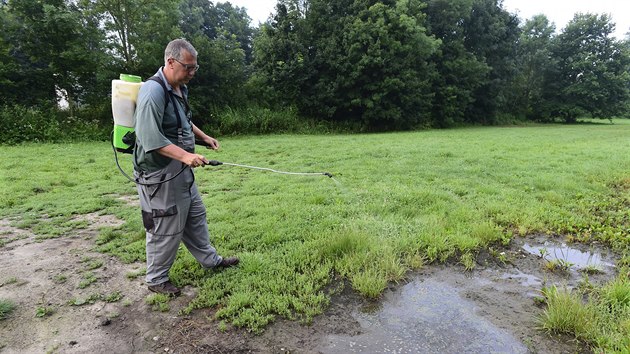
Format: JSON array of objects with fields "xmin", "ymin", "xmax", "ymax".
[{"xmin": 202, "ymin": 136, "xmax": 220, "ymax": 150}]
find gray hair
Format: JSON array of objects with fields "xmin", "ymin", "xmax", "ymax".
[{"xmin": 164, "ymin": 38, "xmax": 198, "ymax": 64}]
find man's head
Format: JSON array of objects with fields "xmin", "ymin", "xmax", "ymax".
[{"xmin": 163, "ymin": 38, "xmax": 199, "ymax": 86}]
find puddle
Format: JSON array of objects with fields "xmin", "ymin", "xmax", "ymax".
[
  {"xmin": 522, "ymin": 242, "xmax": 615, "ymax": 272},
  {"xmin": 315, "ymin": 237, "xmax": 619, "ymax": 354},
  {"xmin": 318, "ymin": 278, "xmax": 528, "ymax": 353},
  {"xmin": 500, "ymin": 269, "xmax": 542, "ymax": 287}
]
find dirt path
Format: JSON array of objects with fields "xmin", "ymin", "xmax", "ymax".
[{"xmin": 1, "ymin": 216, "xmax": 612, "ymax": 353}]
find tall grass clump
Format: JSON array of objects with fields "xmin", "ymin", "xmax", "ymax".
[
  {"xmin": 539, "ymin": 274, "xmax": 630, "ymax": 352},
  {"xmin": 0, "ymin": 299, "xmax": 16, "ymax": 320},
  {"xmin": 538, "ymin": 286, "xmax": 598, "ymax": 337}
]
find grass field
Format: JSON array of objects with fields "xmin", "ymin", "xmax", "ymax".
[{"xmin": 1, "ymin": 120, "xmax": 629, "ymax": 347}]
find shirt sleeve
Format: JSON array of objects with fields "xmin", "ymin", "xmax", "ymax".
[{"xmin": 134, "ymin": 81, "xmax": 171, "ymax": 153}]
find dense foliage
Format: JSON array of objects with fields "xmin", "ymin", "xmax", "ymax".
[{"xmin": 0, "ymin": 0, "xmax": 629, "ymax": 142}]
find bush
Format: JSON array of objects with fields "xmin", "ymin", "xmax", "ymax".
[
  {"xmin": 205, "ymin": 105, "xmax": 337, "ymax": 136},
  {"xmin": 0, "ymin": 105, "xmax": 60, "ymax": 144},
  {"xmin": 0, "ymin": 104, "xmax": 111, "ymax": 145},
  {"xmin": 58, "ymin": 104, "xmax": 111, "ymax": 142}
]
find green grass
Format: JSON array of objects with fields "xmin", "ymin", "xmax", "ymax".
[
  {"xmin": 104, "ymin": 291, "xmax": 123, "ymax": 303},
  {"xmin": 69, "ymin": 293, "xmax": 102, "ymax": 306},
  {"xmin": 539, "ymin": 276, "xmax": 630, "ymax": 352},
  {"xmin": 0, "ymin": 299, "xmax": 16, "ymax": 320},
  {"xmin": 146, "ymin": 294, "xmax": 170, "ymax": 312},
  {"xmin": 78, "ymin": 272, "xmax": 98, "ymax": 289},
  {"xmin": 1, "ymin": 121, "xmax": 630, "ymax": 340},
  {"xmin": 35, "ymin": 306, "xmax": 54, "ymax": 318}
]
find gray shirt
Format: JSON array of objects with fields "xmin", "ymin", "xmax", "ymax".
[{"xmin": 133, "ymin": 68, "xmax": 194, "ymax": 173}]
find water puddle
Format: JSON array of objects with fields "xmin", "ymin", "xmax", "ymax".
[
  {"xmin": 522, "ymin": 241, "xmax": 615, "ymax": 272},
  {"xmin": 500, "ymin": 269, "xmax": 542, "ymax": 287},
  {"xmin": 318, "ymin": 278, "xmax": 528, "ymax": 353},
  {"xmin": 314, "ymin": 236, "xmax": 617, "ymax": 353}
]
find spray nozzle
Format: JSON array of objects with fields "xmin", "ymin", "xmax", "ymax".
[
  {"xmin": 206, "ymin": 160, "xmax": 223, "ymax": 166},
  {"xmin": 323, "ymin": 172, "xmax": 333, "ymax": 178}
]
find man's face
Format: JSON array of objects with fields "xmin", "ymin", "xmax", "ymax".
[{"xmin": 170, "ymin": 50, "xmax": 198, "ymax": 85}]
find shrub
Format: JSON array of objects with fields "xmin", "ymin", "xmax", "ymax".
[
  {"xmin": 205, "ymin": 105, "xmax": 346, "ymax": 136},
  {"xmin": 0, "ymin": 105, "xmax": 60, "ymax": 144},
  {"xmin": 0, "ymin": 104, "xmax": 111, "ymax": 145}
]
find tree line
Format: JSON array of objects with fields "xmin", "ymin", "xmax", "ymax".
[{"xmin": 1, "ymin": 0, "xmax": 629, "ymax": 141}]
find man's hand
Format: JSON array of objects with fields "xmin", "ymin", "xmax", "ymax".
[
  {"xmin": 158, "ymin": 144, "xmax": 209, "ymax": 167},
  {"xmin": 192, "ymin": 124, "xmax": 220, "ymax": 150},
  {"xmin": 200, "ymin": 136, "xmax": 220, "ymax": 150},
  {"xmin": 184, "ymin": 153, "xmax": 209, "ymax": 168}
]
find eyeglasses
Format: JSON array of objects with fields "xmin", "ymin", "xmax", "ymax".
[{"xmin": 172, "ymin": 58, "xmax": 199, "ymax": 72}]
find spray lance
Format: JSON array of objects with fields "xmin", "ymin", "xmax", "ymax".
[
  {"xmin": 111, "ymin": 73, "xmax": 333, "ymax": 185},
  {"xmin": 195, "ymin": 140, "xmax": 334, "ymax": 178},
  {"xmin": 199, "ymin": 159, "xmax": 332, "ymax": 178}
]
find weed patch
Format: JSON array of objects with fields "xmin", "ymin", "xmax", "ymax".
[
  {"xmin": 539, "ymin": 275, "xmax": 630, "ymax": 352},
  {"xmin": 146, "ymin": 294, "xmax": 170, "ymax": 312},
  {"xmin": 0, "ymin": 299, "xmax": 16, "ymax": 320},
  {"xmin": 69, "ymin": 293, "xmax": 103, "ymax": 306},
  {"xmin": 35, "ymin": 306, "xmax": 54, "ymax": 318}
]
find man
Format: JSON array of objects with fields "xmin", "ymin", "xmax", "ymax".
[{"xmin": 133, "ymin": 38, "xmax": 238, "ymax": 297}]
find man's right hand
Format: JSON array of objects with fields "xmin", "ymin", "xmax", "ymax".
[
  {"xmin": 157, "ymin": 144, "xmax": 210, "ymax": 168},
  {"xmin": 184, "ymin": 153, "xmax": 209, "ymax": 168}
]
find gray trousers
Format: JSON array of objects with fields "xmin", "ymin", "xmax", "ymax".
[{"xmin": 135, "ymin": 160, "xmax": 222, "ymax": 286}]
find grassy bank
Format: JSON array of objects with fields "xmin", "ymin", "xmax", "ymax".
[{"xmin": 1, "ymin": 121, "xmax": 629, "ymax": 347}]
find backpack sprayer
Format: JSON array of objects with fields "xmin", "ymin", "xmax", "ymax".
[{"xmin": 111, "ymin": 73, "xmax": 333, "ymax": 186}]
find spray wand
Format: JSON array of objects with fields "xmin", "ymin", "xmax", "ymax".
[
  {"xmin": 203, "ymin": 160, "xmax": 333, "ymax": 178},
  {"xmin": 195, "ymin": 140, "xmax": 333, "ymax": 177}
]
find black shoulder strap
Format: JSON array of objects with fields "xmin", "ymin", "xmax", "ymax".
[
  {"xmin": 147, "ymin": 75, "xmax": 184, "ymax": 144},
  {"xmin": 147, "ymin": 76, "xmax": 170, "ymax": 110}
]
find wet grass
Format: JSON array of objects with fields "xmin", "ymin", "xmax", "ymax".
[
  {"xmin": 539, "ymin": 276, "xmax": 630, "ymax": 352},
  {"xmin": 1, "ymin": 121, "xmax": 630, "ymax": 340}
]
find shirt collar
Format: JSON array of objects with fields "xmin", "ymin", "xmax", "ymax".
[{"xmin": 156, "ymin": 67, "xmax": 188, "ymax": 97}]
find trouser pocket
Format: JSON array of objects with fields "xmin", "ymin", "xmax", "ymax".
[
  {"xmin": 135, "ymin": 161, "xmax": 187, "ymax": 236},
  {"xmin": 141, "ymin": 205, "xmax": 179, "ymax": 234}
]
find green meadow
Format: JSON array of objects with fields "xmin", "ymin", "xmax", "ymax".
[{"xmin": 1, "ymin": 121, "xmax": 629, "ymax": 346}]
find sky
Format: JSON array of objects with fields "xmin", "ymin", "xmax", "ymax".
[{"xmin": 221, "ymin": 0, "xmax": 630, "ymax": 39}]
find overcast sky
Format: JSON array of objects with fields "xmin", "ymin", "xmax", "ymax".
[{"xmin": 222, "ymin": 0, "xmax": 629, "ymax": 39}]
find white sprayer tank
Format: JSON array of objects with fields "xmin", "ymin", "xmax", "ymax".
[{"xmin": 112, "ymin": 74, "xmax": 142, "ymax": 152}]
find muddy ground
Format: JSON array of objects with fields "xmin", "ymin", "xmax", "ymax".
[{"xmin": 0, "ymin": 213, "xmax": 617, "ymax": 353}]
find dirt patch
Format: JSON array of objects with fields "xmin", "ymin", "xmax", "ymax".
[
  {"xmin": 1, "ymin": 222, "xmax": 616, "ymax": 353},
  {"xmin": 0, "ymin": 215, "xmax": 154, "ymax": 353}
]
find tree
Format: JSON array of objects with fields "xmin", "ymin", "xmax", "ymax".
[
  {"xmin": 462, "ymin": 0, "xmax": 520, "ymax": 123},
  {"xmin": 178, "ymin": 0, "xmax": 251, "ymax": 120},
  {"xmin": 255, "ymin": 0, "xmax": 439, "ymax": 130},
  {"xmin": 333, "ymin": 0, "xmax": 438, "ymax": 129},
  {"xmin": 547, "ymin": 13, "xmax": 630, "ymax": 122},
  {"xmin": 1, "ymin": 0, "xmax": 105, "ymax": 109},
  {"xmin": 252, "ymin": 0, "xmax": 311, "ymax": 108},
  {"xmin": 82, "ymin": 0, "xmax": 180, "ymax": 76},
  {"xmin": 0, "ymin": 2, "xmax": 30, "ymax": 105},
  {"xmin": 425, "ymin": 0, "xmax": 490, "ymax": 127},
  {"xmin": 179, "ymin": 0, "xmax": 254, "ymax": 63},
  {"xmin": 512, "ymin": 14, "xmax": 556, "ymax": 120}
]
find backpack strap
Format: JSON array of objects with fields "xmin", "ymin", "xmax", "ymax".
[{"xmin": 147, "ymin": 76, "xmax": 184, "ymax": 145}]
